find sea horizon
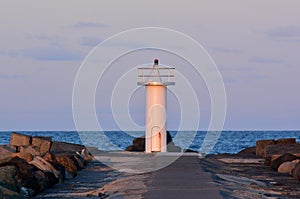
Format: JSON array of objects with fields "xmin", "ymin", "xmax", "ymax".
[
  {"xmin": 2, "ymin": 129, "xmax": 300, "ymax": 132},
  {"xmin": 1, "ymin": 130, "xmax": 299, "ymax": 155}
]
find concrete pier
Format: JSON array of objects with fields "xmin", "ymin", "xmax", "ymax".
[
  {"xmin": 34, "ymin": 152, "xmax": 222, "ymax": 198},
  {"xmin": 145, "ymin": 155, "xmax": 222, "ymax": 199}
]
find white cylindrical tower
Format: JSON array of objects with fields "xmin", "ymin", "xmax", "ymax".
[
  {"xmin": 137, "ymin": 59, "xmax": 175, "ymax": 153},
  {"xmin": 146, "ymin": 83, "xmax": 167, "ymax": 152}
]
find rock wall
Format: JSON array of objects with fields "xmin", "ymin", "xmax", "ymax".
[
  {"xmin": 256, "ymin": 138, "xmax": 300, "ymax": 181},
  {"xmin": 256, "ymin": 138, "xmax": 296, "ymax": 157},
  {"xmin": 0, "ymin": 132, "xmax": 93, "ymax": 198}
]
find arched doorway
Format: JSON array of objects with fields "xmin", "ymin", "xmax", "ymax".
[{"xmin": 151, "ymin": 126, "xmax": 161, "ymax": 152}]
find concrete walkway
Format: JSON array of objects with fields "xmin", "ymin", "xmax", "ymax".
[
  {"xmin": 34, "ymin": 152, "xmax": 223, "ymax": 198},
  {"xmin": 144, "ymin": 155, "xmax": 223, "ymax": 199}
]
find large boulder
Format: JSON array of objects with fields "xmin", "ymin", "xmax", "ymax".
[
  {"xmin": 276, "ymin": 138, "xmax": 296, "ymax": 145},
  {"xmin": 0, "ymin": 157, "xmax": 39, "ymax": 193},
  {"xmin": 32, "ymin": 137, "xmax": 52, "ymax": 155},
  {"xmin": 43, "ymin": 152, "xmax": 65, "ymax": 182},
  {"xmin": 125, "ymin": 137, "xmax": 145, "ymax": 152},
  {"xmin": 0, "ymin": 165, "xmax": 19, "ymax": 192},
  {"xmin": 48, "ymin": 162, "xmax": 65, "ymax": 182},
  {"xmin": 50, "ymin": 141, "xmax": 86, "ymax": 153},
  {"xmin": 0, "ymin": 145, "xmax": 16, "ymax": 161},
  {"xmin": 29, "ymin": 156, "xmax": 61, "ymax": 180},
  {"xmin": 20, "ymin": 145, "xmax": 41, "ymax": 157},
  {"xmin": 270, "ymin": 153, "xmax": 298, "ymax": 170},
  {"xmin": 55, "ymin": 154, "xmax": 78, "ymax": 178},
  {"xmin": 166, "ymin": 131, "xmax": 173, "ymax": 144},
  {"xmin": 9, "ymin": 132, "xmax": 31, "ymax": 147},
  {"xmin": 32, "ymin": 170, "xmax": 47, "ymax": 192},
  {"xmin": 167, "ymin": 131, "xmax": 181, "ymax": 152},
  {"xmin": 11, "ymin": 152, "xmax": 33, "ymax": 162},
  {"xmin": 0, "ymin": 185, "xmax": 20, "ymax": 199},
  {"xmin": 80, "ymin": 148, "xmax": 93, "ymax": 163},
  {"xmin": 291, "ymin": 161, "xmax": 300, "ymax": 180},
  {"xmin": 265, "ymin": 143, "xmax": 300, "ymax": 158},
  {"xmin": 125, "ymin": 131, "xmax": 182, "ymax": 152},
  {"xmin": 278, "ymin": 159, "xmax": 299, "ymax": 174},
  {"xmin": 238, "ymin": 146, "xmax": 256, "ymax": 156},
  {"xmin": 43, "ymin": 151, "xmax": 57, "ymax": 162},
  {"xmin": 44, "ymin": 171, "xmax": 59, "ymax": 188},
  {"xmin": 33, "ymin": 136, "xmax": 52, "ymax": 141},
  {"xmin": 66, "ymin": 155, "xmax": 83, "ymax": 171},
  {"xmin": 256, "ymin": 139, "xmax": 275, "ymax": 157},
  {"xmin": 73, "ymin": 154, "xmax": 85, "ymax": 170},
  {"xmin": 0, "ymin": 145, "xmax": 16, "ymax": 153}
]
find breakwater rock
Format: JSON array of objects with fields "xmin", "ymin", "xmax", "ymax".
[
  {"xmin": 201, "ymin": 137, "xmax": 300, "ymax": 198},
  {"xmin": 0, "ymin": 132, "xmax": 93, "ymax": 198},
  {"xmin": 125, "ymin": 131, "xmax": 182, "ymax": 152},
  {"xmin": 256, "ymin": 138, "xmax": 300, "ymax": 181}
]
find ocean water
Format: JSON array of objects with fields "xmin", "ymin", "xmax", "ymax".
[{"xmin": 1, "ymin": 131, "xmax": 299, "ymax": 154}]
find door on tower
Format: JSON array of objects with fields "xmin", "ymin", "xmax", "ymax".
[{"xmin": 151, "ymin": 126, "xmax": 161, "ymax": 152}]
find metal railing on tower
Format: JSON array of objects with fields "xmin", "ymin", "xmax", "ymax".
[{"xmin": 137, "ymin": 59, "xmax": 175, "ymax": 86}]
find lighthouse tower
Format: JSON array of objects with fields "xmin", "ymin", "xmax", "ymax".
[{"xmin": 137, "ymin": 59, "xmax": 175, "ymax": 153}]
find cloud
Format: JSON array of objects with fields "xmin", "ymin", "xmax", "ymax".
[
  {"xmin": 73, "ymin": 21, "xmax": 107, "ymax": 28},
  {"xmin": 268, "ymin": 26, "xmax": 300, "ymax": 37},
  {"xmin": 80, "ymin": 36, "xmax": 103, "ymax": 46},
  {"xmin": 22, "ymin": 47, "xmax": 84, "ymax": 61},
  {"xmin": 243, "ymin": 74, "xmax": 265, "ymax": 80},
  {"xmin": 222, "ymin": 74, "xmax": 265, "ymax": 85},
  {"xmin": 0, "ymin": 50, "xmax": 19, "ymax": 57},
  {"xmin": 218, "ymin": 65, "xmax": 254, "ymax": 73},
  {"xmin": 0, "ymin": 47, "xmax": 84, "ymax": 61},
  {"xmin": 213, "ymin": 47, "xmax": 241, "ymax": 53},
  {"xmin": 249, "ymin": 57, "xmax": 284, "ymax": 64},
  {"xmin": 25, "ymin": 34, "xmax": 67, "ymax": 46},
  {"xmin": 219, "ymin": 65, "xmax": 265, "ymax": 84},
  {"xmin": 0, "ymin": 74, "xmax": 25, "ymax": 79}
]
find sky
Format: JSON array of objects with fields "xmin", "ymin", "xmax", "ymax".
[{"xmin": 0, "ymin": 0, "xmax": 300, "ymax": 131}]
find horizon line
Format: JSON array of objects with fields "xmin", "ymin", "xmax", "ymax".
[{"xmin": 2, "ymin": 129, "xmax": 300, "ymax": 132}]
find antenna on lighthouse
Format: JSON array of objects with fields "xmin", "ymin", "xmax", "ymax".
[
  {"xmin": 137, "ymin": 59, "xmax": 175, "ymax": 153},
  {"xmin": 147, "ymin": 58, "xmax": 163, "ymax": 83}
]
